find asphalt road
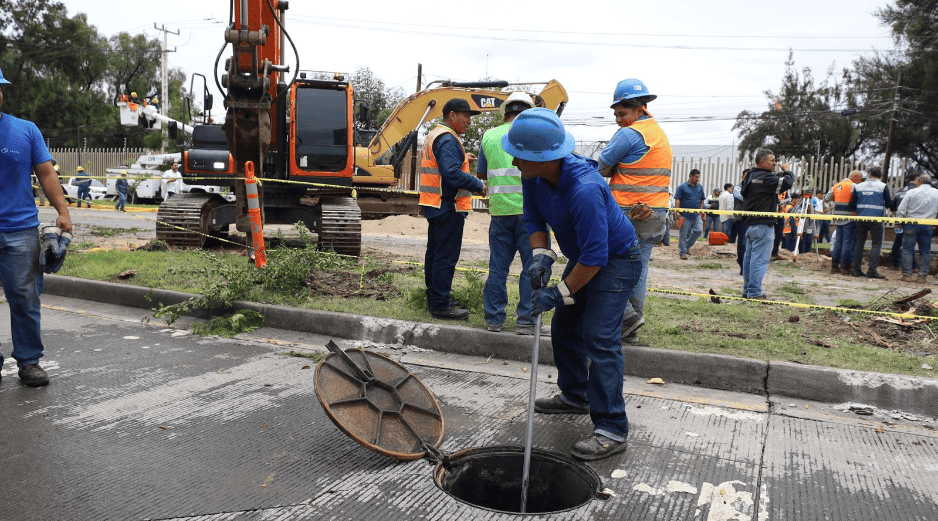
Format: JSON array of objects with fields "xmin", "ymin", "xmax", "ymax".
[{"xmin": 2, "ymin": 294, "xmax": 938, "ymax": 520}]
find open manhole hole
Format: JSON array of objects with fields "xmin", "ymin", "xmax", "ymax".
[{"xmin": 315, "ymin": 342, "xmax": 610, "ymax": 515}]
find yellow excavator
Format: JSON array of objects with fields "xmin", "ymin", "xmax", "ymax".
[{"xmin": 351, "ymin": 79, "xmax": 568, "ymax": 218}]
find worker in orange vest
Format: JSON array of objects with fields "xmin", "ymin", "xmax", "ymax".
[
  {"xmin": 825, "ymin": 170, "xmax": 862, "ymax": 274},
  {"xmin": 597, "ymin": 79, "xmax": 672, "ymax": 345},
  {"xmin": 418, "ymin": 98, "xmax": 484, "ymax": 320}
]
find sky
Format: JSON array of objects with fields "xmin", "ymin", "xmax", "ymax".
[{"xmin": 63, "ymin": 0, "xmax": 899, "ymax": 156}]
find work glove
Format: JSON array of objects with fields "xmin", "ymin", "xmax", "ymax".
[
  {"xmin": 628, "ymin": 202, "xmax": 654, "ymax": 222},
  {"xmin": 531, "ymin": 281, "xmax": 575, "ymax": 316},
  {"xmin": 527, "ymin": 248, "xmax": 557, "ymax": 290},
  {"xmin": 39, "ymin": 226, "xmax": 61, "ymax": 274},
  {"xmin": 49, "ymin": 231, "xmax": 72, "ymax": 274}
]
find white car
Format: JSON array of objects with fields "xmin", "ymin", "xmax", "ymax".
[{"xmin": 62, "ymin": 177, "xmax": 108, "ymax": 201}]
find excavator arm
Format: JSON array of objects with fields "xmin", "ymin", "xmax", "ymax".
[{"xmin": 353, "ymin": 79, "xmax": 568, "ymax": 185}]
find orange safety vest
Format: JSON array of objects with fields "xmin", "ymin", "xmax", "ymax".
[
  {"xmin": 610, "ymin": 118, "xmax": 673, "ymax": 207},
  {"xmin": 419, "ymin": 126, "xmax": 473, "ymax": 212},
  {"xmin": 831, "ymin": 178, "xmax": 854, "ymax": 214},
  {"xmin": 783, "ymin": 203, "xmax": 798, "ymax": 233}
]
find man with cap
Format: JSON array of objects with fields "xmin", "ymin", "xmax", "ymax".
[
  {"xmin": 75, "ymin": 165, "xmax": 92, "ymax": 208},
  {"xmin": 418, "ymin": 98, "xmax": 485, "ymax": 320},
  {"xmin": 115, "ymin": 170, "xmax": 130, "ymax": 212},
  {"xmin": 162, "ymin": 161, "xmax": 182, "ymax": 200},
  {"xmin": 503, "ymin": 107, "xmax": 648, "ymax": 461},
  {"xmin": 597, "ymin": 79, "xmax": 672, "ymax": 344},
  {"xmin": 478, "ymin": 92, "xmax": 542, "ymax": 334},
  {"xmin": 847, "ymin": 166, "xmax": 892, "ymax": 279},
  {"xmin": 0, "ymin": 67, "xmax": 73, "ymax": 386}
]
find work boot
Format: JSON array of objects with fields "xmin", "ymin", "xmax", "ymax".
[
  {"xmin": 680, "ymin": 254, "xmax": 689, "ymax": 260},
  {"xmin": 866, "ymin": 271, "xmax": 886, "ymax": 280},
  {"xmin": 486, "ymin": 323, "xmax": 503, "ymax": 332},
  {"xmin": 621, "ymin": 315, "xmax": 645, "ymax": 341},
  {"xmin": 901, "ymin": 274, "xmax": 913, "ymax": 283},
  {"xmin": 571, "ymin": 434, "xmax": 628, "ymax": 461},
  {"xmin": 534, "ymin": 394, "xmax": 589, "ymax": 415},
  {"xmin": 917, "ymin": 275, "xmax": 928, "ymax": 284},
  {"xmin": 18, "ymin": 363, "xmax": 49, "ymax": 387},
  {"xmin": 515, "ymin": 323, "xmax": 549, "ymax": 336},
  {"xmin": 830, "ymin": 263, "xmax": 840, "ymax": 274},
  {"xmin": 430, "ymin": 307, "xmax": 469, "ymax": 320}
]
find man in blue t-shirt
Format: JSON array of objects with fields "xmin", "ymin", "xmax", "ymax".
[
  {"xmin": 673, "ymin": 169, "xmax": 706, "ymax": 259},
  {"xmin": 0, "ymin": 68, "xmax": 73, "ymax": 387},
  {"xmin": 502, "ymin": 108, "xmax": 648, "ymax": 462}
]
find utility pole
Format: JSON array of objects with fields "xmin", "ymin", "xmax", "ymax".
[
  {"xmin": 153, "ymin": 24, "xmax": 179, "ymax": 147},
  {"xmin": 882, "ymin": 70, "xmax": 904, "ymax": 180},
  {"xmin": 410, "ymin": 63, "xmax": 422, "ymax": 190}
]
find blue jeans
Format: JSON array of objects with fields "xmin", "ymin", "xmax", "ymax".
[
  {"xmin": 116, "ymin": 193, "xmax": 127, "ymax": 211},
  {"xmin": 798, "ymin": 233, "xmax": 814, "ymax": 254},
  {"xmin": 704, "ymin": 215, "xmax": 719, "ymax": 237},
  {"xmin": 0, "ymin": 228, "xmax": 45, "ymax": 368},
  {"xmin": 891, "ymin": 231, "xmax": 904, "ymax": 267},
  {"xmin": 678, "ymin": 213, "xmax": 702, "ymax": 255},
  {"xmin": 830, "ymin": 222, "xmax": 857, "ymax": 267},
  {"xmin": 818, "ymin": 221, "xmax": 831, "ymax": 243},
  {"xmin": 742, "ymin": 223, "xmax": 773, "ymax": 297},
  {"xmin": 621, "ymin": 207, "xmax": 667, "ymax": 321},
  {"xmin": 483, "ymin": 215, "xmax": 535, "ymax": 327},
  {"xmin": 552, "ymin": 247, "xmax": 641, "ymax": 440},
  {"xmin": 772, "ymin": 219, "xmax": 784, "ymax": 256},
  {"xmin": 424, "ymin": 211, "xmax": 466, "ymax": 310},
  {"xmin": 77, "ymin": 185, "xmax": 91, "ymax": 207},
  {"xmin": 721, "ymin": 220, "xmax": 733, "ymax": 237},
  {"xmin": 735, "ymin": 222, "xmax": 748, "ymax": 271},
  {"xmin": 902, "ymin": 224, "xmax": 933, "ymax": 276}
]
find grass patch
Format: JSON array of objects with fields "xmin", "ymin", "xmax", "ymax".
[
  {"xmin": 281, "ymin": 351, "xmax": 326, "ymax": 362},
  {"xmin": 88, "ymin": 226, "xmax": 141, "ymax": 238},
  {"xmin": 642, "ymin": 295, "xmax": 936, "ymax": 377},
  {"xmin": 57, "ymin": 235, "xmax": 935, "ymax": 378},
  {"xmin": 776, "ymin": 282, "xmax": 815, "ymax": 304},
  {"xmin": 697, "ymin": 262, "xmax": 725, "ymax": 270}
]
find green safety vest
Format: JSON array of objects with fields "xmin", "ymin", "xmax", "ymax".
[{"xmin": 480, "ymin": 123, "xmax": 524, "ymax": 216}]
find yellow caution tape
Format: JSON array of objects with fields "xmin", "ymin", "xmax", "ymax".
[
  {"xmin": 648, "ymin": 287, "xmax": 938, "ymax": 321},
  {"xmin": 665, "ymin": 206, "xmax": 938, "ymax": 225}
]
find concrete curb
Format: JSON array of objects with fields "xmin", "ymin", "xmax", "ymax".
[{"xmin": 44, "ymin": 275, "xmax": 938, "ymax": 418}]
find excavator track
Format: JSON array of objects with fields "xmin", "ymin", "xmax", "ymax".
[
  {"xmin": 156, "ymin": 194, "xmax": 231, "ymax": 249},
  {"xmin": 318, "ymin": 196, "xmax": 362, "ymax": 257},
  {"xmin": 355, "ymin": 191, "xmax": 421, "ymax": 220}
]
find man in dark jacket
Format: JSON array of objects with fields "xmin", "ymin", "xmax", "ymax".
[
  {"xmin": 848, "ymin": 166, "xmax": 892, "ymax": 279},
  {"xmin": 740, "ymin": 149, "xmax": 794, "ymax": 299}
]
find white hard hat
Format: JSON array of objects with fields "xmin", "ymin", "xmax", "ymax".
[{"xmin": 499, "ymin": 91, "xmax": 535, "ymax": 117}]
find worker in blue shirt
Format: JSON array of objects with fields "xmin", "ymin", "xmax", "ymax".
[
  {"xmin": 673, "ymin": 169, "xmax": 706, "ymax": 259},
  {"xmin": 502, "ymin": 108, "xmax": 649, "ymax": 462}
]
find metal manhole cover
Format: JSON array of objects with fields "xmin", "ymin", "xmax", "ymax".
[{"xmin": 315, "ymin": 342, "xmax": 444, "ymax": 460}]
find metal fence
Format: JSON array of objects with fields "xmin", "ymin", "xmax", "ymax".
[
  {"xmin": 671, "ymin": 154, "xmax": 913, "ymax": 196},
  {"xmin": 49, "ymin": 148, "xmax": 149, "ymax": 179}
]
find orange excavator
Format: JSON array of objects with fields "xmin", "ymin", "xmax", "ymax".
[{"xmin": 158, "ymin": 0, "xmax": 567, "ymax": 256}]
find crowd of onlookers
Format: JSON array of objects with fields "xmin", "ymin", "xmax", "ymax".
[{"xmin": 681, "ymin": 157, "xmax": 938, "ymax": 292}]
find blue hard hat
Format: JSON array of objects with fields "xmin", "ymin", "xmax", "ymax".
[
  {"xmin": 0, "ymin": 67, "xmax": 10, "ymax": 85},
  {"xmin": 500, "ymin": 108, "xmax": 575, "ymax": 162},
  {"xmin": 610, "ymin": 78, "xmax": 656, "ymax": 108}
]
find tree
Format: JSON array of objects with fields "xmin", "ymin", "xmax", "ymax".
[
  {"xmin": 0, "ymin": 0, "xmax": 111, "ymax": 146},
  {"xmin": 0, "ymin": 0, "xmax": 166, "ymax": 149},
  {"xmin": 349, "ymin": 66, "xmax": 405, "ymax": 131},
  {"xmin": 850, "ymin": 0, "xmax": 938, "ymax": 175},
  {"xmin": 733, "ymin": 53, "xmax": 868, "ymax": 161}
]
